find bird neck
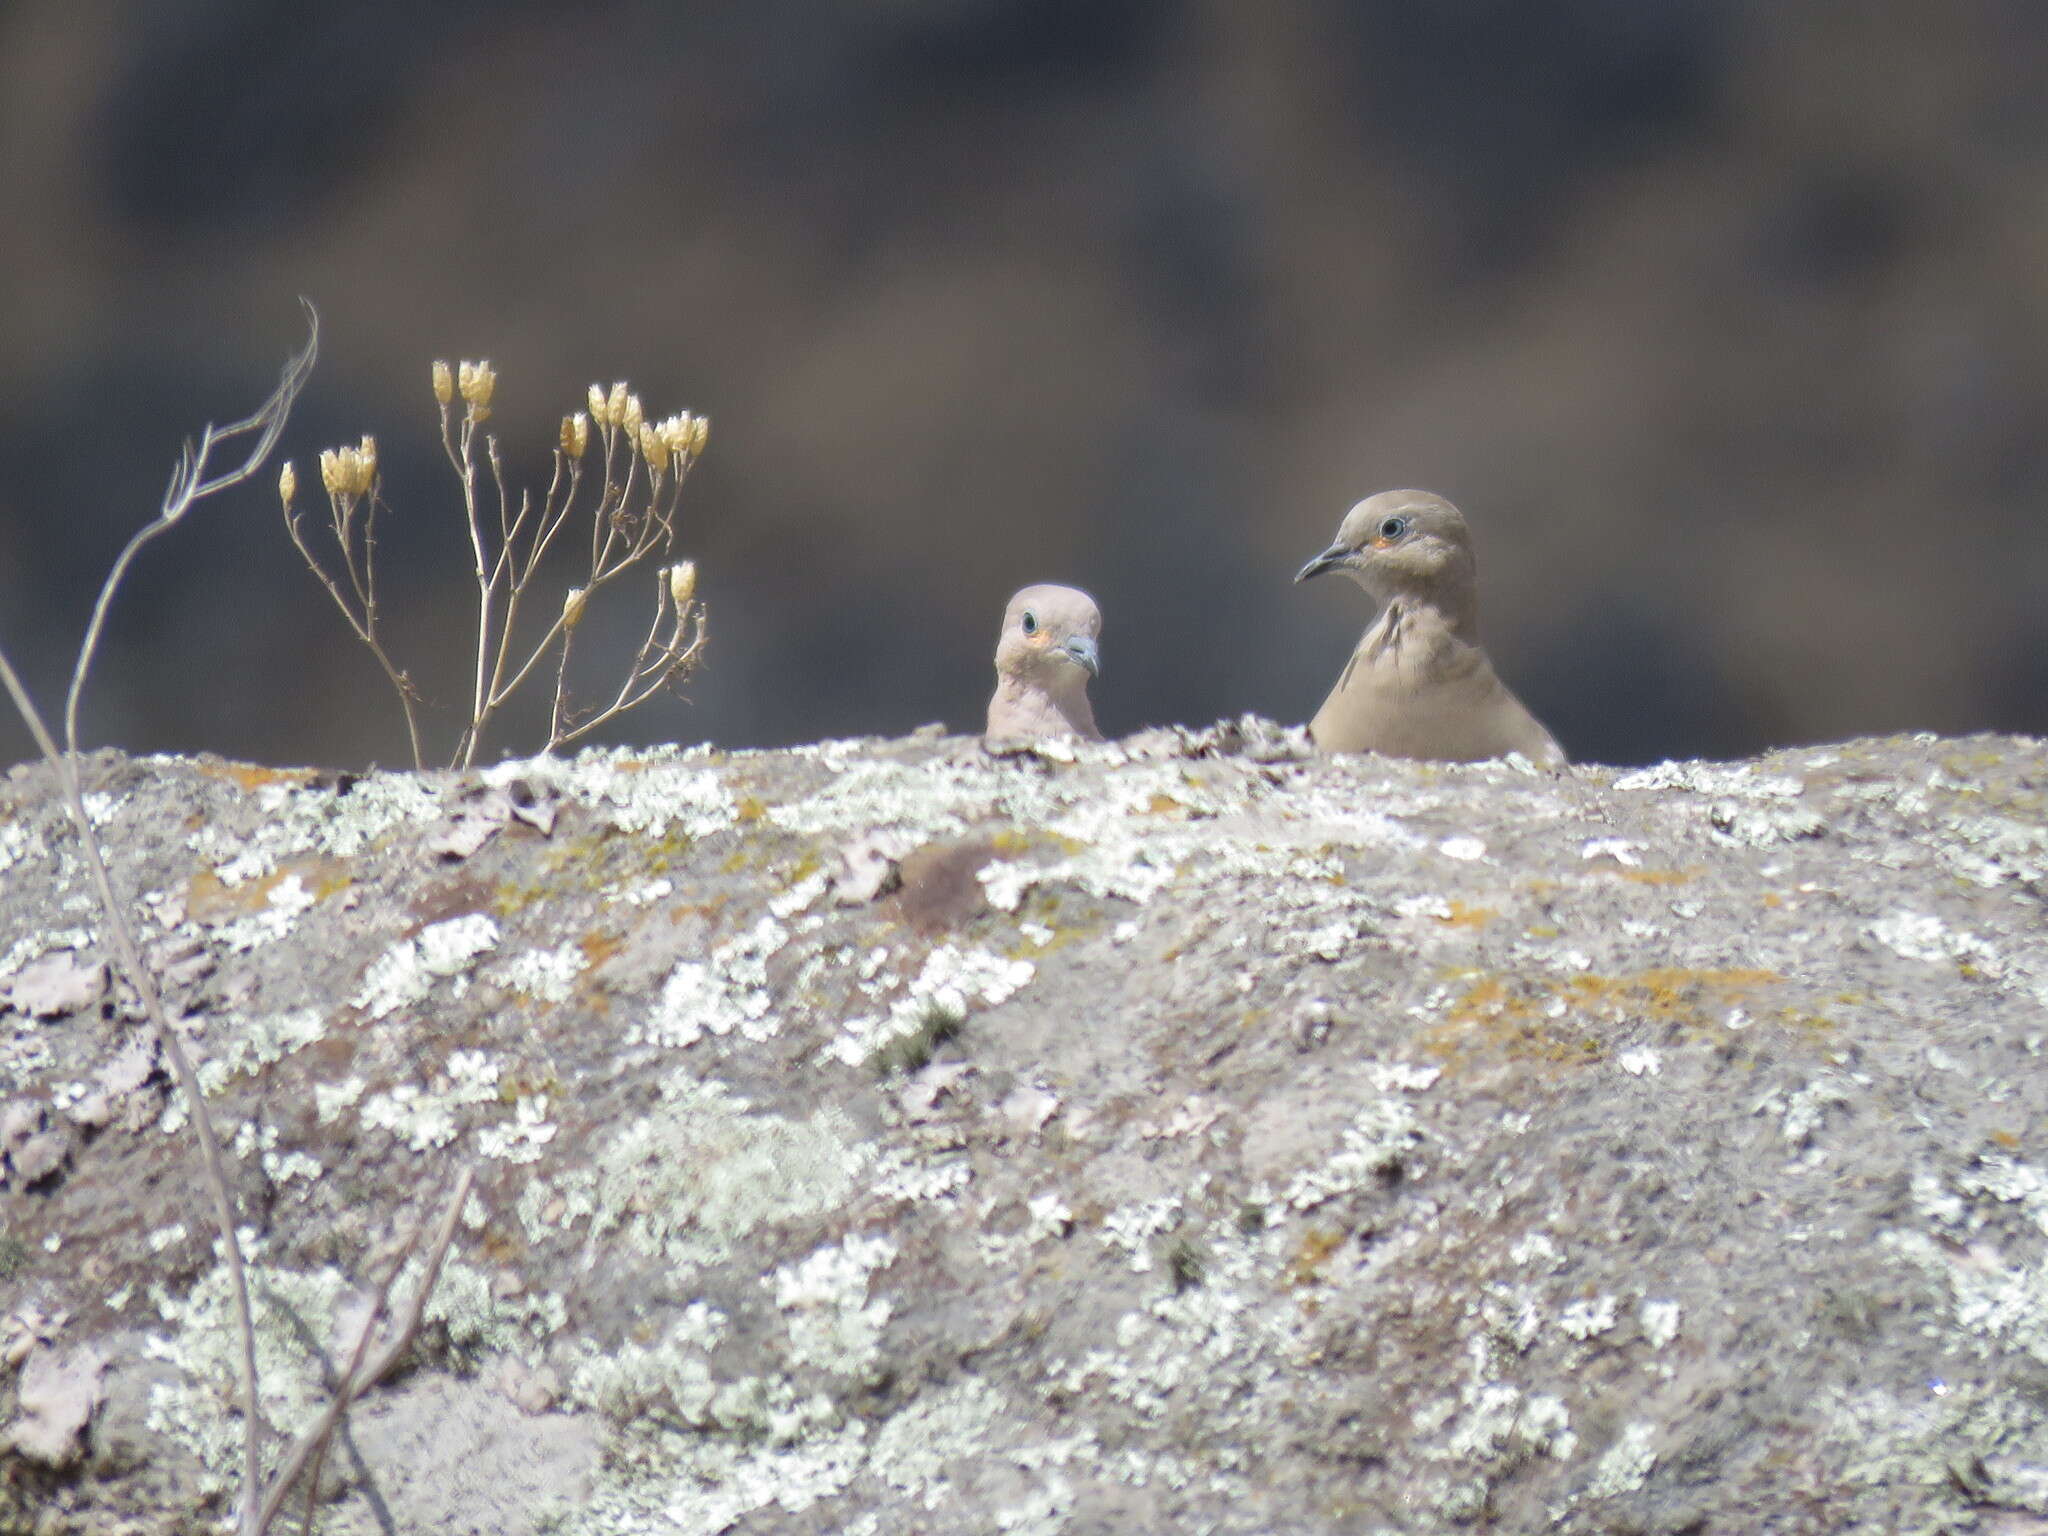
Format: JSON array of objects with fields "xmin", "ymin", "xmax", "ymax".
[
  {"xmin": 992, "ymin": 672, "xmax": 1097, "ymax": 736},
  {"xmin": 1375, "ymin": 585, "xmax": 1479, "ymax": 646}
]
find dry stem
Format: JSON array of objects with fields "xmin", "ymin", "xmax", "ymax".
[
  {"xmin": 281, "ymin": 484, "xmax": 426, "ymax": 769},
  {"xmin": 446, "ymin": 390, "xmax": 701, "ymax": 767},
  {"xmin": 0, "ymin": 309, "xmax": 316, "ymax": 1533},
  {"xmin": 67, "ymin": 306, "xmax": 318, "ymax": 753},
  {"xmin": 294, "ymin": 370, "xmax": 706, "ymax": 769},
  {"xmin": 257, "ymin": 1166, "xmax": 477, "ymax": 1536}
]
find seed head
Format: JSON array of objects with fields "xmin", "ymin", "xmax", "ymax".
[
  {"xmin": 668, "ymin": 560, "xmax": 697, "ymax": 611},
  {"xmin": 561, "ymin": 412, "xmax": 589, "ymax": 460},
  {"xmin": 432, "ymin": 361, "xmax": 453, "ymax": 405},
  {"xmin": 605, "ymin": 382, "xmax": 629, "ymax": 426},
  {"xmin": 621, "ymin": 393, "xmax": 643, "ymax": 439},
  {"xmin": 561, "ymin": 586, "xmax": 588, "ymax": 631},
  {"xmin": 317, "ymin": 438, "xmax": 377, "ymax": 499},
  {"xmin": 278, "ymin": 460, "xmax": 297, "ymax": 509},
  {"xmin": 652, "ymin": 415, "xmax": 686, "ymax": 461},
  {"xmin": 588, "ymin": 383, "xmax": 607, "ymax": 421},
  {"xmin": 458, "ymin": 360, "xmax": 496, "ymax": 421},
  {"xmin": 638, "ymin": 422, "xmax": 670, "ymax": 474},
  {"xmin": 688, "ymin": 415, "xmax": 710, "ymax": 456}
]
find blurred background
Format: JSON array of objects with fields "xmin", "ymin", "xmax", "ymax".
[{"xmin": 3, "ymin": 0, "xmax": 2046, "ymax": 770}]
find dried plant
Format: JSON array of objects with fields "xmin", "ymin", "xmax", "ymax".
[
  {"xmin": 281, "ymin": 364, "xmax": 709, "ymax": 769},
  {"xmin": 0, "ymin": 308, "xmax": 474, "ymax": 1536},
  {"xmin": 2, "ymin": 311, "xmax": 316, "ymax": 1524}
]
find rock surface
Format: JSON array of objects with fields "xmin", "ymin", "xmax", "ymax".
[{"xmin": 0, "ymin": 725, "xmax": 2045, "ymax": 1534}]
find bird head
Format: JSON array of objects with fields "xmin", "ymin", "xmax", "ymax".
[
  {"xmin": 995, "ymin": 584, "xmax": 1102, "ymax": 685},
  {"xmin": 1295, "ymin": 490, "xmax": 1478, "ymax": 610}
]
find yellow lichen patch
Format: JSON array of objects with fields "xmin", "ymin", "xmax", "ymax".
[
  {"xmin": 1774, "ymin": 1008, "xmax": 1837, "ymax": 1035},
  {"xmin": 735, "ymin": 796, "xmax": 768, "ymax": 822},
  {"xmin": 306, "ymin": 862, "xmax": 355, "ymax": 903},
  {"xmin": 578, "ymin": 931, "xmax": 622, "ymax": 967},
  {"xmin": 1567, "ymin": 969, "xmax": 1782, "ymax": 1023},
  {"xmin": 1422, "ymin": 966, "xmax": 1784, "ymax": 1070},
  {"xmin": 185, "ymin": 856, "xmax": 350, "ymax": 921},
  {"xmin": 990, "ymin": 826, "xmax": 1089, "ymax": 858},
  {"xmin": 1141, "ymin": 792, "xmax": 1187, "ymax": 817},
  {"xmin": 496, "ymin": 1069, "xmax": 554, "ymax": 1106},
  {"xmin": 494, "ymin": 825, "xmax": 657, "ymax": 911},
  {"xmin": 1004, "ymin": 921, "xmax": 1092, "ymax": 962},
  {"xmin": 1941, "ymin": 751, "xmax": 2010, "ymax": 778},
  {"xmin": 1990, "ymin": 1129, "xmax": 2022, "ymax": 1150},
  {"xmin": 492, "ymin": 880, "xmax": 545, "ymax": 918},
  {"xmin": 1284, "ymin": 1225, "xmax": 1347, "ymax": 1288},
  {"xmin": 194, "ymin": 761, "xmax": 320, "ymax": 792},
  {"xmin": 632, "ymin": 827, "xmax": 696, "ymax": 874},
  {"xmin": 183, "ymin": 868, "xmax": 249, "ymax": 921},
  {"xmin": 721, "ymin": 850, "xmax": 750, "ymax": 874},
  {"xmin": 1437, "ymin": 900, "xmax": 1495, "ymax": 928},
  {"xmin": 1615, "ymin": 868, "xmax": 1700, "ymax": 886}
]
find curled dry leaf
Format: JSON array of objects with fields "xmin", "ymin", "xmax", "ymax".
[
  {"xmin": 3, "ymin": 1343, "xmax": 106, "ymax": 1467},
  {"xmin": 4, "ymin": 951, "xmax": 108, "ymax": 1019},
  {"xmin": 834, "ymin": 829, "xmax": 919, "ymax": 906}
]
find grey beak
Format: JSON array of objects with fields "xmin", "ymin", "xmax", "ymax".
[
  {"xmin": 1295, "ymin": 544, "xmax": 1353, "ymax": 583},
  {"xmin": 1061, "ymin": 634, "xmax": 1101, "ymax": 677}
]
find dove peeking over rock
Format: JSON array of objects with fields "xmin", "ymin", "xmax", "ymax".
[
  {"xmin": 1296, "ymin": 490, "xmax": 1564, "ymax": 767},
  {"xmin": 984, "ymin": 584, "xmax": 1103, "ymax": 744}
]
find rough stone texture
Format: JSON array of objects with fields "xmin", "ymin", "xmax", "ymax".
[{"xmin": 1, "ymin": 724, "xmax": 2046, "ymax": 1535}]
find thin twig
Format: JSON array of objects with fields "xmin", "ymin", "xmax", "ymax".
[
  {"xmin": 550, "ymin": 610, "xmax": 706, "ymax": 752},
  {"xmin": 65, "ymin": 305, "xmax": 317, "ymax": 753},
  {"xmin": 0, "ymin": 659, "xmax": 269, "ymax": 1529},
  {"xmin": 548, "ymin": 622, "xmax": 577, "ymax": 746},
  {"xmin": 12, "ymin": 314, "xmax": 317, "ymax": 1530},
  {"xmin": 252, "ymin": 1166, "xmax": 476, "ymax": 1536},
  {"xmin": 450, "ymin": 411, "xmax": 494, "ymax": 770},
  {"xmin": 282, "ymin": 497, "xmax": 426, "ymax": 771}
]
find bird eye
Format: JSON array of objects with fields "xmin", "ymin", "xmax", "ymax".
[
  {"xmin": 1378, "ymin": 515, "xmax": 1409, "ymax": 541},
  {"xmin": 1021, "ymin": 611, "xmax": 1038, "ymax": 635}
]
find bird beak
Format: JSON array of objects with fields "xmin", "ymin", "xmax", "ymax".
[
  {"xmin": 1060, "ymin": 635, "xmax": 1101, "ymax": 677},
  {"xmin": 1295, "ymin": 544, "xmax": 1354, "ymax": 583}
]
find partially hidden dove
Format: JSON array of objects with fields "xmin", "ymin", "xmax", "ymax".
[
  {"xmin": 984, "ymin": 584, "xmax": 1103, "ymax": 743},
  {"xmin": 1295, "ymin": 490, "xmax": 1565, "ymax": 766}
]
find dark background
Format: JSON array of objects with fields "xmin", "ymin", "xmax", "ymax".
[{"xmin": 3, "ymin": 0, "xmax": 2045, "ymax": 771}]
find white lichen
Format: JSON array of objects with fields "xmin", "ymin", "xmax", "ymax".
[
  {"xmin": 1557, "ymin": 1295, "xmax": 1619, "ymax": 1340},
  {"xmin": 1282, "ymin": 1098, "xmax": 1420, "ymax": 1210},
  {"xmin": 774, "ymin": 1232, "xmax": 899, "ymax": 1377},
  {"xmin": 1868, "ymin": 910, "xmax": 2005, "ymax": 978},
  {"xmin": 489, "ymin": 942, "xmax": 588, "ymax": 1003},
  {"xmin": 1640, "ymin": 1298, "xmax": 1681, "ymax": 1349},
  {"xmin": 593, "ymin": 1074, "xmax": 871, "ymax": 1274},
  {"xmin": 352, "ymin": 913, "xmax": 501, "ymax": 1020},
  {"xmin": 1584, "ymin": 1419, "xmax": 1658, "ymax": 1496},
  {"xmin": 826, "ymin": 944, "xmax": 1034, "ymax": 1068}
]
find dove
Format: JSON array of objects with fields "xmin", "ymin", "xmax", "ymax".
[
  {"xmin": 984, "ymin": 584, "xmax": 1103, "ymax": 743},
  {"xmin": 1295, "ymin": 490, "xmax": 1565, "ymax": 766}
]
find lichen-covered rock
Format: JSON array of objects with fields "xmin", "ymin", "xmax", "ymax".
[{"xmin": 0, "ymin": 726, "xmax": 2045, "ymax": 1533}]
